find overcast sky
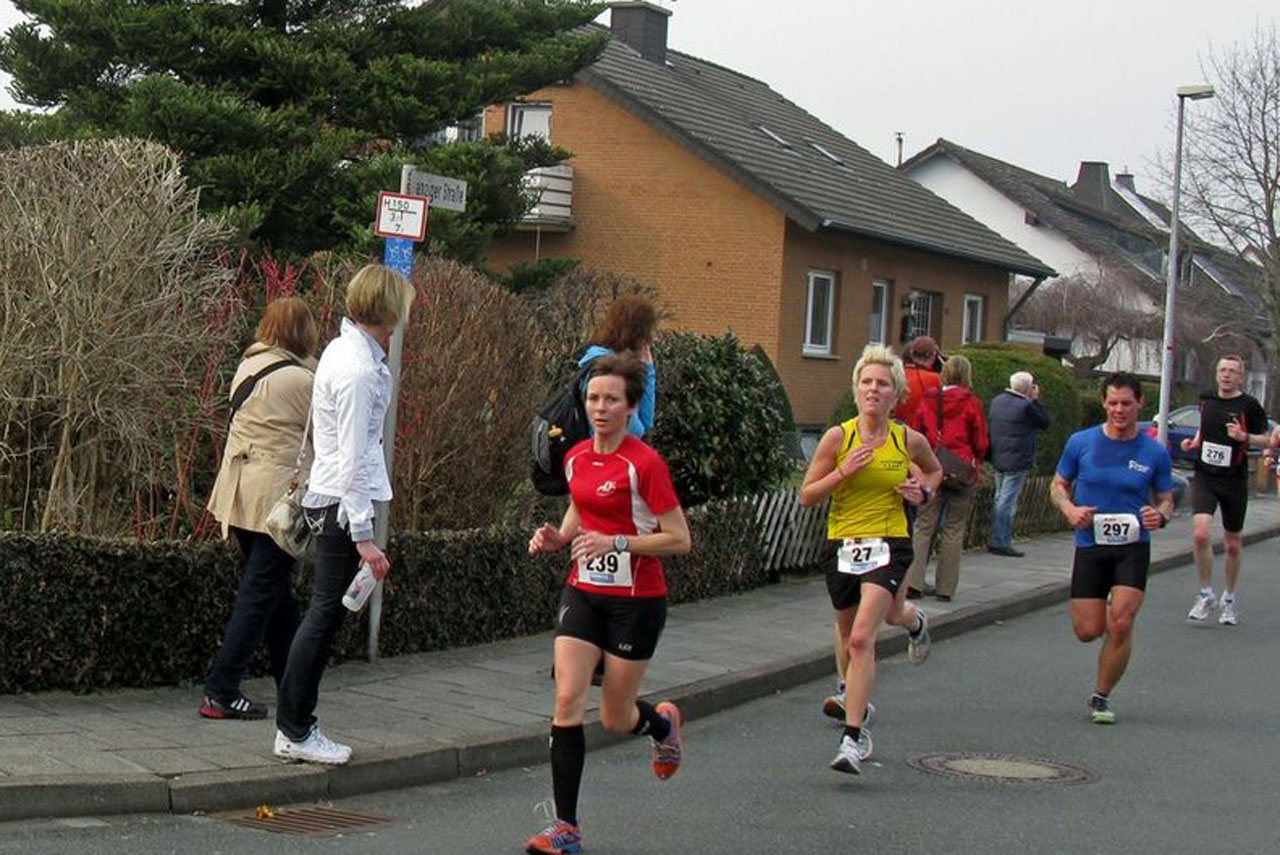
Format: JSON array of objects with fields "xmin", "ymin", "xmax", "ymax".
[{"xmin": 2, "ymin": 0, "xmax": 1274, "ymax": 200}]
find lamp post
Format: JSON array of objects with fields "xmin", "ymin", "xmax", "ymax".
[{"xmin": 1156, "ymin": 84, "xmax": 1215, "ymax": 447}]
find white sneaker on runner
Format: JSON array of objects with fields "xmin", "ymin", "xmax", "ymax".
[
  {"xmin": 829, "ymin": 730, "xmax": 873, "ymax": 774},
  {"xmin": 1218, "ymin": 599, "xmax": 1239, "ymax": 626},
  {"xmin": 1187, "ymin": 591, "xmax": 1216, "ymax": 622},
  {"xmin": 907, "ymin": 608, "xmax": 931, "ymax": 665},
  {"xmin": 273, "ymin": 727, "xmax": 351, "ymax": 765}
]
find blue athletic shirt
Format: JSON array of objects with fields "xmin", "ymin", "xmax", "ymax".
[{"xmin": 1056, "ymin": 426, "xmax": 1174, "ymax": 548}]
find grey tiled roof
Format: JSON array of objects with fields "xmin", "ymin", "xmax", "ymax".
[{"xmin": 577, "ymin": 34, "xmax": 1055, "ymax": 278}]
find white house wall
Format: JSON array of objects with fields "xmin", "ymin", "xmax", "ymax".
[{"xmin": 906, "ymin": 158, "xmax": 1099, "ymax": 279}]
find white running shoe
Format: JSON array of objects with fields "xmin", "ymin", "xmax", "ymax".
[
  {"xmin": 829, "ymin": 730, "xmax": 873, "ymax": 775},
  {"xmin": 1218, "ymin": 599, "xmax": 1239, "ymax": 626},
  {"xmin": 273, "ymin": 727, "xmax": 351, "ymax": 765},
  {"xmin": 1187, "ymin": 591, "xmax": 1216, "ymax": 622},
  {"xmin": 907, "ymin": 608, "xmax": 931, "ymax": 665}
]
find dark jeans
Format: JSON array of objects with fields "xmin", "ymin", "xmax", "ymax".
[
  {"xmin": 276, "ymin": 505, "xmax": 360, "ymax": 741},
  {"xmin": 204, "ymin": 528, "xmax": 300, "ymax": 703}
]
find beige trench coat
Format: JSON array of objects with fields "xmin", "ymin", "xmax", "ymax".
[{"xmin": 206, "ymin": 343, "xmax": 316, "ymax": 538}]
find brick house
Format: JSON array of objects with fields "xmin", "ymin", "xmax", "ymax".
[{"xmin": 484, "ymin": 3, "xmax": 1053, "ymax": 427}]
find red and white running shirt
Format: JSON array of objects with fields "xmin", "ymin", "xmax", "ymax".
[{"xmin": 564, "ymin": 435, "xmax": 680, "ymax": 597}]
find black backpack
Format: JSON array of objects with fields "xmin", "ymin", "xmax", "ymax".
[{"xmin": 530, "ymin": 363, "xmax": 594, "ymax": 495}]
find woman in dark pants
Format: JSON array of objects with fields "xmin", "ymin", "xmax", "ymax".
[
  {"xmin": 203, "ymin": 297, "xmax": 318, "ymax": 720},
  {"xmin": 272, "ymin": 264, "xmax": 414, "ymax": 766}
]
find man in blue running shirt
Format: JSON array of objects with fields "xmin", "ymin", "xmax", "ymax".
[{"xmin": 1051, "ymin": 373, "xmax": 1173, "ymax": 725}]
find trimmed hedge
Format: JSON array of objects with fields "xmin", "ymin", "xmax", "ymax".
[
  {"xmin": 0, "ymin": 499, "xmax": 766, "ymax": 694},
  {"xmin": 954, "ymin": 343, "xmax": 1079, "ymax": 473}
]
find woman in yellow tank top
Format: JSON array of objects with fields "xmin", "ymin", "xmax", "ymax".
[{"xmin": 800, "ymin": 344, "xmax": 942, "ymax": 775}]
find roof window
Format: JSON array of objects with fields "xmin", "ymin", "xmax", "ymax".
[
  {"xmin": 807, "ymin": 139, "xmax": 844, "ymax": 166},
  {"xmin": 755, "ymin": 124, "xmax": 792, "ymax": 149}
]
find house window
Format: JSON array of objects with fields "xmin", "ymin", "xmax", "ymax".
[
  {"xmin": 804, "ymin": 270, "xmax": 836, "ymax": 356},
  {"xmin": 902, "ymin": 290, "xmax": 941, "ymax": 342},
  {"xmin": 870, "ymin": 280, "xmax": 890, "ymax": 344},
  {"xmin": 423, "ymin": 110, "xmax": 485, "ymax": 146},
  {"xmin": 509, "ymin": 103, "xmax": 551, "ymax": 141},
  {"xmin": 962, "ymin": 295, "xmax": 985, "ymax": 344}
]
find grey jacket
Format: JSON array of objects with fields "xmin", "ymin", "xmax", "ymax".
[{"xmin": 987, "ymin": 390, "xmax": 1050, "ymax": 473}]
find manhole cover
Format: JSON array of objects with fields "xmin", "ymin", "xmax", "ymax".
[
  {"xmin": 907, "ymin": 752, "xmax": 1097, "ymax": 785},
  {"xmin": 222, "ymin": 805, "xmax": 401, "ymax": 837}
]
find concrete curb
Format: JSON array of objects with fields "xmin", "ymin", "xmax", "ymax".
[{"xmin": 8, "ymin": 526, "xmax": 1277, "ymax": 821}]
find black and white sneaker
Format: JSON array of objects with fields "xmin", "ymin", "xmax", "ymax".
[{"xmin": 200, "ymin": 693, "xmax": 268, "ymax": 720}]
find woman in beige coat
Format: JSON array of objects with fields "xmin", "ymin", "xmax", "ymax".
[{"xmin": 202, "ymin": 297, "xmax": 318, "ymax": 720}]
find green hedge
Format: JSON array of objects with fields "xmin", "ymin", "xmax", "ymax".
[
  {"xmin": 651, "ymin": 331, "xmax": 797, "ymax": 505},
  {"xmin": 954, "ymin": 343, "xmax": 1079, "ymax": 473},
  {"xmin": 0, "ymin": 498, "xmax": 766, "ymax": 694},
  {"xmin": 827, "ymin": 342, "xmax": 1079, "ymax": 473}
]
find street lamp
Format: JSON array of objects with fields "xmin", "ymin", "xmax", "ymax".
[{"xmin": 1156, "ymin": 84, "xmax": 1215, "ymax": 447}]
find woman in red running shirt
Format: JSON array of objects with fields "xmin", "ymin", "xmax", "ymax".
[{"xmin": 524, "ymin": 352, "xmax": 692, "ymax": 855}]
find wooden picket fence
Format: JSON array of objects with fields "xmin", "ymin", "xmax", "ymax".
[{"xmin": 749, "ymin": 488, "xmax": 832, "ymax": 575}]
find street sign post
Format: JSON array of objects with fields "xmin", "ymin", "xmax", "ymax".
[{"xmin": 367, "ymin": 170, "xmax": 467, "ymax": 662}]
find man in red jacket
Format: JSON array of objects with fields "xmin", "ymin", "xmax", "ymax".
[{"xmin": 893, "ymin": 336, "xmax": 941, "ymax": 427}]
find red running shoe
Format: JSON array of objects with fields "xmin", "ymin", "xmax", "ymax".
[
  {"xmin": 651, "ymin": 701, "xmax": 683, "ymax": 780},
  {"xmin": 525, "ymin": 819, "xmax": 583, "ymax": 855}
]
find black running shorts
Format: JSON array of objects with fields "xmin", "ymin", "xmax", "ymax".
[
  {"xmin": 554, "ymin": 585, "xmax": 666, "ymax": 661},
  {"xmin": 1190, "ymin": 473, "xmax": 1249, "ymax": 533},
  {"xmin": 825, "ymin": 537, "xmax": 913, "ymax": 610},
  {"xmin": 1070, "ymin": 542, "xmax": 1151, "ymax": 598}
]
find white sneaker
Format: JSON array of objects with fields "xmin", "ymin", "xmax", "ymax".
[
  {"xmin": 1187, "ymin": 591, "xmax": 1216, "ymax": 622},
  {"xmin": 829, "ymin": 730, "xmax": 873, "ymax": 775},
  {"xmin": 273, "ymin": 727, "xmax": 351, "ymax": 765},
  {"xmin": 907, "ymin": 608, "xmax": 931, "ymax": 665},
  {"xmin": 1218, "ymin": 599, "xmax": 1239, "ymax": 626}
]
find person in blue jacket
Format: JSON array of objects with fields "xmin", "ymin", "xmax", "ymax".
[{"xmin": 578, "ymin": 295, "xmax": 658, "ymax": 436}]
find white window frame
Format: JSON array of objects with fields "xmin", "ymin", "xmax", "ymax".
[
  {"xmin": 508, "ymin": 102, "xmax": 551, "ymax": 142},
  {"xmin": 962, "ymin": 294, "xmax": 985, "ymax": 344},
  {"xmin": 870, "ymin": 280, "xmax": 890, "ymax": 344},
  {"xmin": 804, "ymin": 270, "xmax": 836, "ymax": 356}
]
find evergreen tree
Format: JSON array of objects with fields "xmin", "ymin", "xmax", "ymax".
[{"xmin": 0, "ymin": 0, "xmax": 607, "ymax": 258}]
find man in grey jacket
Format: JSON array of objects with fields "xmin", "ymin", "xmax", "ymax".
[{"xmin": 987, "ymin": 371, "xmax": 1051, "ymax": 557}]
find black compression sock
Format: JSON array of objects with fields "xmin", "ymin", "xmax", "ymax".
[
  {"xmin": 549, "ymin": 724, "xmax": 585, "ymax": 827},
  {"xmin": 843, "ymin": 725, "xmax": 862, "ymax": 741},
  {"xmin": 630, "ymin": 700, "xmax": 671, "ymax": 742}
]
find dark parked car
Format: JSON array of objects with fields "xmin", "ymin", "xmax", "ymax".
[{"xmin": 1139, "ymin": 405, "xmax": 1201, "ymax": 466}]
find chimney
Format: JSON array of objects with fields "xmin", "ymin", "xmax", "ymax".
[
  {"xmin": 1115, "ymin": 172, "xmax": 1136, "ymax": 192},
  {"xmin": 1072, "ymin": 161, "xmax": 1112, "ymax": 210},
  {"xmin": 610, "ymin": 1, "xmax": 672, "ymax": 65}
]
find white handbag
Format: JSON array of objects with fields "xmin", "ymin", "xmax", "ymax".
[{"xmin": 265, "ymin": 406, "xmax": 313, "ymax": 559}]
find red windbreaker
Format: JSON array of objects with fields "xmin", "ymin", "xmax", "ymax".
[{"xmin": 913, "ymin": 386, "xmax": 990, "ymax": 466}]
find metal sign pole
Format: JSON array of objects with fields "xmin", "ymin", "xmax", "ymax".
[{"xmin": 365, "ymin": 169, "xmax": 420, "ymax": 663}]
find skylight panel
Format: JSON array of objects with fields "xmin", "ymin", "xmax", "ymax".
[
  {"xmin": 755, "ymin": 124, "xmax": 791, "ymax": 149},
  {"xmin": 807, "ymin": 139, "xmax": 845, "ymax": 166}
]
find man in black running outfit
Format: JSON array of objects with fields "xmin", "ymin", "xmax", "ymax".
[{"xmin": 1180, "ymin": 355, "xmax": 1269, "ymax": 626}]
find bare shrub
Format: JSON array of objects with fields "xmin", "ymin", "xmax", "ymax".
[
  {"xmin": 385, "ymin": 258, "xmax": 546, "ymax": 530},
  {"xmin": 0, "ymin": 139, "xmax": 235, "ymax": 533}
]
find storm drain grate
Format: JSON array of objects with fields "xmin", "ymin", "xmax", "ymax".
[
  {"xmin": 222, "ymin": 805, "xmax": 402, "ymax": 837},
  {"xmin": 907, "ymin": 752, "xmax": 1098, "ymax": 785}
]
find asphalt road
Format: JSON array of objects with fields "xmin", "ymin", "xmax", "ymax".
[{"xmin": 3, "ymin": 541, "xmax": 1277, "ymax": 854}]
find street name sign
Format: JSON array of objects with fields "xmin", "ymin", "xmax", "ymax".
[{"xmin": 402, "ymin": 167, "xmax": 468, "ymax": 213}]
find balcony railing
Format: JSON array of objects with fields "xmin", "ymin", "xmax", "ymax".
[{"xmin": 519, "ymin": 164, "xmax": 573, "ymax": 231}]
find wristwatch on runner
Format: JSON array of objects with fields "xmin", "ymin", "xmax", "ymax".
[{"xmin": 614, "ymin": 534, "xmax": 630, "ymax": 552}]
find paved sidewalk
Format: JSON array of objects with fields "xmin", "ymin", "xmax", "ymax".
[{"xmin": 1, "ymin": 494, "xmax": 1276, "ymax": 821}]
